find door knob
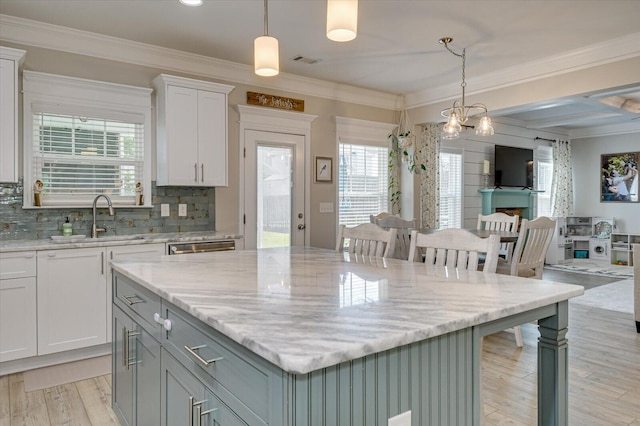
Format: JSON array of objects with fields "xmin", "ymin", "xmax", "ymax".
[{"xmin": 297, "ymin": 224, "xmax": 306, "ymax": 230}]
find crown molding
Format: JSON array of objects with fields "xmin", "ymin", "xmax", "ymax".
[
  {"xmin": 405, "ymin": 32, "xmax": 640, "ymax": 109},
  {"xmin": 0, "ymin": 14, "xmax": 402, "ymax": 110}
]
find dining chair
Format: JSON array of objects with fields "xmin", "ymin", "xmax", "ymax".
[
  {"xmin": 495, "ymin": 216, "xmax": 557, "ymax": 346},
  {"xmin": 477, "ymin": 212, "xmax": 519, "ymax": 262},
  {"xmin": 408, "ymin": 229, "xmax": 501, "ymax": 273},
  {"xmin": 336, "ymin": 223, "xmax": 397, "ymax": 258},
  {"xmin": 372, "ymin": 215, "xmax": 416, "ymax": 260},
  {"xmin": 369, "ymin": 212, "xmax": 393, "ymax": 224}
]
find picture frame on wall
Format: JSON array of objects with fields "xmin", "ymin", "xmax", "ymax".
[
  {"xmin": 315, "ymin": 156, "xmax": 333, "ymax": 183},
  {"xmin": 600, "ymin": 151, "xmax": 639, "ymax": 202}
]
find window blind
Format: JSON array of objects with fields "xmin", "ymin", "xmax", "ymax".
[
  {"xmin": 535, "ymin": 146, "xmax": 553, "ymax": 217},
  {"xmin": 439, "ymin": 150, "xmax": 463, "ymax": 229},
  {"xmin": 338, "ymin": 142, "xmax": 389, "ymax": 226},
  {"xmin": 32, "ymin": 112, "xmax": 144, "ymax": 205}
]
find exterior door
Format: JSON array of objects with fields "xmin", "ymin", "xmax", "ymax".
[{"xmin": 244, "ymin": 130, "xmax": 305, "ymax": 249}]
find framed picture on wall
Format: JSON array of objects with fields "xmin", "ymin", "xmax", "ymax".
[
  {"xmin": 315, "ymin": 156, "xmax": 333, "ymax": 183},
  {"xmin": 600, "ymin": 151, "xmax": 639, "ymax": 202}
]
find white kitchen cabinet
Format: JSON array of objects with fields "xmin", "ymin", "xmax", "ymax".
[
  {"xmin": 153, "ymin": 74, "xmax": 234, "ymax": 187},
  {"xmin": 37, "ymin": 247, "xmax": 107, "ymax": 355},
  {"xmin": 106, "ymin": 243, "xmax": 165, "ymax": 342},
  {"xmin": 0, "ymin": 47, "xmax": 26, "ymax": 183},
  {"xmin": 0, "ymin": 251, "xmax": 37, "ymax": 362}
]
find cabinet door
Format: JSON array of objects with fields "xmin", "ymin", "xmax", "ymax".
[
  {"xmin": 197, "ymin": 90, "xmax": 227, "ymax": 186},
  {"xmin": 37, "ymin": 247, "xmax": 107, "ymax": 354},
  {"xmin": 161, "ymin": 348, "xmax": 206, "ymax": 426},
  {"xmin": 113, "ymin": 305, "xmax": 135, "ymax": 426},
  {"xmin": 0, "ymin": 277, "xmax": 37, "ymax": 362},
  {"xmin": 135, "ymin": 323, "xmax": 161, "ymax": 426},
  {"xmin": 106, "ymin": 243, "xmax": 166, "ymax": 341},
  {"xmin": 166, "ymin": 85, "xmax": 199, "ymax": 186},
  {"xmin": 0, "ymin": 58, "xmax": 17, "ymax": 182}
]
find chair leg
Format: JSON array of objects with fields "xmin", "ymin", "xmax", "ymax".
[
  {"xmin": 514, "ymin": 325, "xmax": 523, "ymax": 347},
  {"xmin": 636, "ymin": 321, "xmax": 639, "ymax": 333}
]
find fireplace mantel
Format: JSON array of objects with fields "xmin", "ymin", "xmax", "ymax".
[{"xmin": 479, "ymin": 188, "xmax": 543, "ymax": 220}]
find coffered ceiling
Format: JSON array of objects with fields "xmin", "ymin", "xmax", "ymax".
[{"xmin": 1, "ymin": 0, "xmax": 640, "ymax": 133}]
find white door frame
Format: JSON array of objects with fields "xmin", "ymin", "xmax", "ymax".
[{"xmin": 237, "ymin": 105, "xmax": 317, "ymax": 250}]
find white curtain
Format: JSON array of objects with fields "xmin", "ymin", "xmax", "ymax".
[
  {"xmin": 551, "ymin": 139, "xmax": 574, "ymax": 217},
  {"xmin": 419, "ymin": 124, "xmax": 440, "ymax": 229}
]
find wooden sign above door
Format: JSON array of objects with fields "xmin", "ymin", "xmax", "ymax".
[{"xmin": 247, "ymin": 91, "xmax": 304, "ymax": 112}]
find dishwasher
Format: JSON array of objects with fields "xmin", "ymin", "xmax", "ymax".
[{"xmin": 167, "ymin": 240, "xmax": 235, "ymax": 255}]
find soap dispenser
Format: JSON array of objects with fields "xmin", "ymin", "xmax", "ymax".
[{"xmin": 62, "ymin": 217, "xmax": 73, "ymax": 236}]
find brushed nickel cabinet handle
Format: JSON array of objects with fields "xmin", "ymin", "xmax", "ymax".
[
  {"xmin": 201, "ymin": 164, "xmax": 204, "ymax": 182},
  {"xmin": 199, "ymin": 407, "xmax": 217, "ymax": 425},
  {"xmin": 120, "ymin": 294, "xmax": 145, "ymax": 305},
  {"xmin": 101, "ymin": 251, "xmax": 104, "ymax": 275},
  {"xmin": 122, "ymin": 326, "xmax": 128, "ymax": 368},
  {"xmin": 183, "ymin": 344, "xmax": 223, "ymax": 367},
  {"xmin": 188, "ymin": 396, "xmax": 194, "ymax": 426},
  {"xmin": 124, "ymin": 329, "xmax": 140, "ymax": 370},
  {"xmin": 194, "ymin": 163, "xmax": 198, "ymax": 182}
]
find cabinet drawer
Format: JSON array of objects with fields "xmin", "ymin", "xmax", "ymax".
[
  {"xmin": 0, "ymin": 251, "xmax": 36, "ymax": 279},
  {"xmin": 114, "ymin": 274, "xmax": 162, "ymax": 339},
  {"xmin": 164, "ymin": 307, "xmax": 269, "ymax": 424}
]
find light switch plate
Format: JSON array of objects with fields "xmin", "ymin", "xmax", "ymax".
[
  {"xmin": 178, "ymin": 204, "xmax": 187, "ymax": 217},
  {"xmin": 160, "ymin": 204, "xmax": 170, "ymax": 217},
  {"xmin": 319, "ymin": 202, "xmax": 334, "ymax": 213},
  {"xmin": 388, "ymin": 410, "xmax": 412, "ymax": 426}
]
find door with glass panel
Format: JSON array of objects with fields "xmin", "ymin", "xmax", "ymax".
[{"xmin": 244, "ymin": 130, "xmax": 305, "ymax": 249}]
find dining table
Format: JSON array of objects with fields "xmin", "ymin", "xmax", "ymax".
[{"xmin": 111, "ymin": 246, "xmax": 582, "ymax": 425}]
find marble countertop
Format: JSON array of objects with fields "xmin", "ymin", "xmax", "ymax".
[
  {"xmin": 111, "ymin": 246, "xmax": 584, "ymax": 375},
  {"xmin": 0, "ymin": 231, "xmax": 242, "ymax": 253}
]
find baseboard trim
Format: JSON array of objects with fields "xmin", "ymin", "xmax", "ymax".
[{"xmin": 0, "ymin": 343, "xmax": 110, "ymax": 376}]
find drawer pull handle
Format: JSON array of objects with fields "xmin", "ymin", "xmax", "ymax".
[
  {"xmin": 183, "ymin": 344, "xmax": 223, "ymax": 367},
  {"xmin": 120, "ymin": 294, "xmax": 145, "ymax": 305}
]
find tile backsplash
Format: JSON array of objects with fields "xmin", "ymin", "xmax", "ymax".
[{"xmin": 0, "ymin": 180, "xmax": 215, "ymax": 241}]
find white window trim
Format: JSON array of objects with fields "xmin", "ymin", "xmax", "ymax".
[
  {"xmin": 22, "ymin": 71, "xmax": 152, "ymax": 208},
  {"xmin": 439, "ymin": 147, "xmax": 464, "ymax": 229}
]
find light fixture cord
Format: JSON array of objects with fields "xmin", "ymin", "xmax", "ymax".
[{"xmin": 264, "ymin": 0, "xmax": 269, "ymax": 36}]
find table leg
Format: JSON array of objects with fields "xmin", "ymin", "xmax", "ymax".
[{"xmin": 537, "ymin": 301, "xmax": 569, "ymax": 426}]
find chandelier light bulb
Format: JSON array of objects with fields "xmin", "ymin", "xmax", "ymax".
[
  {"xmin": 476, "ymin": 115, "xmax": 495, "ymax": 136},
  {"xmin": 327, "ymin": 0, "xmax": 358, "ymax": 42}
]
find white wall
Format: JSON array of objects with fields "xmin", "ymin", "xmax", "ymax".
[{"xmin": 572, "ymin": 132, "xmax": 640, "ymax": 233}]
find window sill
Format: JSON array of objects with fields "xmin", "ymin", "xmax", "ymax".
[{"xmin": 22, "ymin": 205, "xmax": 154, "ymax": 210}]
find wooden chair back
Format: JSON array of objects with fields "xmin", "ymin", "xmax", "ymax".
[
  {"xmin": 369, "ymin": 212, "xmax": 393, "ymax": 223},
  {"xmin": 408, "ymin": 229, "xmax": 501, "ymax": 273},
  {"xmin": 477, "ymin": 212, "xmax": 519, "ymax": 262},
  {"xmin": 372, "ymin": 216, "xmax": 416, "ymax": 260},
  {"xmin": 336, "ymin": 223, "xmax": 397, "ymax": 258},
  {"xmin": 508, "ymin": 217, "xmax": 556, "ymax": 279}
]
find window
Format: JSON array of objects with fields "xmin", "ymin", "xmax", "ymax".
[
  {"xmin": 23, "ymin": 71, "xmax": 152, "ymax": 207},
  {"xmin": 338, "ymin": 142, "xmax": 388, "ymax": 226},
  {"xmin": 535, "ymin": 146, "xmax": 553, "ymax": 217},
  {"xmin": 31, "ymin": 113, "xmax": 144, "ymax": 205},
  {"xmin": 439, "ymin": 149, "xmax": 463, "ymax": 228}
]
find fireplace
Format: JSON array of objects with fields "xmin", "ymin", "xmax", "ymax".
[
  {"xmin": 478, "ymin": 188, "xmax": 540, "ymax": 220},
  {"xmin": 496, "ymin": 207, "xmax": 524, "ymax": 229}
]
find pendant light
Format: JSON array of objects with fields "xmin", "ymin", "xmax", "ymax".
[
  {"xmin": 326, "ymin": 0, "xmax": 358, "ymax": 42},
  {"xmin": 179, "ymin": 0, "xmax": 202, "ymax": 6},
  {"xmin": 254, "ymin": 0, "xmax": 279, "ymax": 76},
  {"xmin": 439, "ymin": 37, "xmax": 494, "ymax": 139}
]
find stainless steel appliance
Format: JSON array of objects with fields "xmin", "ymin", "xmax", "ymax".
[{"xmin": 167, "ymin": 240, "xmax": 235, "ymax": 255}]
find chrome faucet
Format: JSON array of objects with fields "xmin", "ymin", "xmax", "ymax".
[{"xmin": 91, "ymin": 194, "xmax": 115, "ymax": 238}]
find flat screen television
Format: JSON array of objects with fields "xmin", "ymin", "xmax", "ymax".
[{"xmin": 494, "ymin": 145, "xmax": 534, "ymax": 189}]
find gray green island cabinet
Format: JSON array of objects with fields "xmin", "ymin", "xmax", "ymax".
[{"xmin": 110, "ymin": 247, "xmax": 583, "ymax": 425}]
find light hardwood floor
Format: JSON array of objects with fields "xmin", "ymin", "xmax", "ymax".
[{"xmin": 1, "ymin": 277, "xmax": 638, "ymax": 425}]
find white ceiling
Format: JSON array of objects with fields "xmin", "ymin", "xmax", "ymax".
[{"xmin": 1, "ymin": 0, "xmax": 640, "ymax": 132}]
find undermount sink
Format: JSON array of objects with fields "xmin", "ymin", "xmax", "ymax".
[{"xmin": 51, "ymin": 234, "xmax": 149, "ymax": 243}]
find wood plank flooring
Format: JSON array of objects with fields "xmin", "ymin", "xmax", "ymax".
[{"xmin": 1, "ymin": 272, "xmax": 638, "ymax": 425}]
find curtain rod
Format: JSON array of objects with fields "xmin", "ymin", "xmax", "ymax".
[{"xmin": 535, "ymin": 136, "xmax": 555, "ymax": 142}]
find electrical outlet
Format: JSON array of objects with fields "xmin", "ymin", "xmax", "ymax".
[
  {"xmin": 178, "ymin": 204, "xmax": 187, "ymax": 217},
  {"xmin": 319, "ymin": 202, "xmax": 334, "ymax": 213},
  {"xmin": 160, "ymin": 204, "xmax": 170, "ymax": 217},
  {"xmin": 388, "ymin": 410, "xmax": 412, "ymax": 426}
]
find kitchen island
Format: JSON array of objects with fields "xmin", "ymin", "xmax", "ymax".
[{"xmin": 110, "ymin": 247, "xmax": 583, "ymax": 425}]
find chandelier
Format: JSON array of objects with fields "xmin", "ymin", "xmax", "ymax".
[{"xmin": 439, "ymin": 37, "xmax": 494, "ymax": 140}]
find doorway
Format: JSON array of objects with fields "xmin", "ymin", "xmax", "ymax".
[{"xmin": 244, "ymin": 130, "xmax": 305, "ymax": 249}]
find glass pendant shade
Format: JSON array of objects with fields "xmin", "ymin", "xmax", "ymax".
[
  {"xmin": 326, "ymin": 0, "xmax": 358, "ymax": 42},
  {"xmin": 179, "ymin": 0, "xmax": 202, "ymax": 5},
  {"xmin": 442, "ymin": 111, "xmax": 461, "ymax": 139},
  {"xmin": 476, "ymin": 115, "xmax": 495, "ymax": 136},
  {"xmin": 254, "ymin": 35, "xmax": 279, "ymax": 76}
]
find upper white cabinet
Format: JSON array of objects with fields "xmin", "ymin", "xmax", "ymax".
[
  {"xmin": 0, "ymin": 47, "xmax": 26, "ymax": 183},
  {"xmin": 153, "ymin": 74, "xmax": 234, "ymax": 187}
]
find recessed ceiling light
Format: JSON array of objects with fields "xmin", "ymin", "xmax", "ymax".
[{"xmin": 179, "ymin": 0, "xmax": 203, "ymax": 6}]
